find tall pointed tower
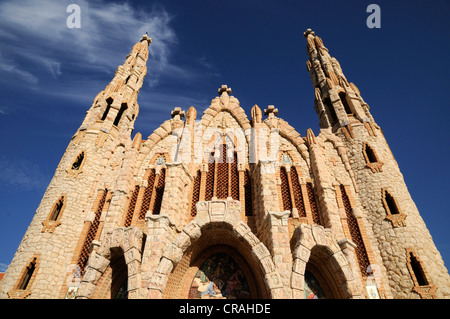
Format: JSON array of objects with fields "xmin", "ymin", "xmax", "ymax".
[
  {"xmin": 0, "ymin": 34, "xmax": 152, "ymax": 299},
  {"xmin": 303, "ymin": 28, "xmax": 450, "ymax": 298}
]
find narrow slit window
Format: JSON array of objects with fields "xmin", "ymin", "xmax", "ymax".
[
  {"xmin": 363, "ymin": 143, "xmax": 383, "ymax": 173},
  {"xmin": 324, "ymin": 97, "xmax": 338, "ymax": 124},
  {"xmin": 72, "ymin": 152, "xmax": 85, "ymax": 170},
  {"xmin": 383, "ymin": 190, "xmax": 400, "ymax": 215},
  {"xmin": 113, "ymin": 103, "xmax": 128, "ymax": 126},
  {"xmin": 364, "ymin": 144, "xmax": 378, "ymax": 163},
  {"xmin": 101, "ymin": 98, "xmax": 113, "ymax": 121},
  {"xmin": 409, "ymin": 252, "xmax": 428, "ymax": 286},
  {"xmin": 50, "ymin": 196, "xmax": 65, "ymax": 221},
  {"xmin": 19, "ymin": 258, "xmax": 37, "ymax": 290},
  {"xmin": 339, "ymin": 92, "xmax": 352, "ymax": 115}
]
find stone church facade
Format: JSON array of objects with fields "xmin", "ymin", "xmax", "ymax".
[{"xmin": 1, "ymin": 30, "xmax": 449, "ymax": 299}]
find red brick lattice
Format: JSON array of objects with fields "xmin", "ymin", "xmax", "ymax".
[
  {"xmin": 307, "ymin": 182, "xmax": 321, "ymax": 225},
  {"xmin": 230, "ymin": 152, "xmax": 239, "ymax": 200},
  {"xmin": 280, "ymin": 167, "xmax": 292, "ymax": 212},
  {"xmin": 205, "ymin": 159, "xmax": 215, "ymax": 201},
  {"xmin": 124, "ymin": 185, "xmax": 139, "ymax": 227},
  {"xmin": 290, "ymin": 167, "xmax": 306, "ymax": 218},
  {"xmin": 77, "ymin": 189, "xmax": 108, "ymax": 275},
  {"xmin": 190, "ymin": 170, "xmax": 201, "ymax": 217},
  {"xmin": 152, "ymin": 168, "xmax": 166, "ymax": 215},
  {"xmin": 216, "ymin": 144, "xmax": 228, "ymax": 199},
  {"xmin": 340, "ymin": 185, "xmax": 370, "ymax": 276},
  {"xmin": 139, "ymin": 169, "xmax": 156, "ymax": 219},
  {"xmin": 244, "ymin": 169, "xmax": 253, "ymax": 216}
]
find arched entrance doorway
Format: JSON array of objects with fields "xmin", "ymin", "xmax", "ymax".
[
  {"xmin": 291, "ymin": 224, "xmax": 363, "ymax": 299},
  {"xmin": 186, "ymin": 246, "xmax": 256, "ymax": 299},
  {"xmin": 304, "ymin": 246, "xmax": 342, "ymax": 299},
  {"xmin": 150, "ymin": 199, "xmax": 285, "ymax": 299},
  {"xmin": 163, "ymin": 224, "xmax": 271, "ymax": 299}
]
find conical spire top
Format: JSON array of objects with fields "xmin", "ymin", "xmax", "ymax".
[{"xmin": 141, "ymin": 33, "xmax": 152, "ymax": 45}]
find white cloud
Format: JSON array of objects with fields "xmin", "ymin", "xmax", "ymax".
[
  {"xmin": 0, "ymin": 50, "xmax": 39, "ymax": 85},
  {"xmin": 0, "ymin": 156, "xmax": 49, "ymax": 190},
  {"xmin": 0, "ymin": 0, "xmax": 178, "ymax": 86},
  {"xmin": 0, "ymin": 0, "xmax": 220, "ymax": 131}
]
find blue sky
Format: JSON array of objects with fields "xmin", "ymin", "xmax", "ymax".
[{"xmin": 0, "ymin": 0, "xmax": 449, "ymax": 273}]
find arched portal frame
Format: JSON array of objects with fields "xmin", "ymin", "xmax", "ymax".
[
  {"xmin": 148, "ymin": 199, "xmax": 284, "ymax": 299},
  {"xmin": 75, "ymin": 226, "xmax": 145, "ymax": 299},
  {"xmin": 290, "ymin": 224, "xmax": 364, "ymax": 299}
]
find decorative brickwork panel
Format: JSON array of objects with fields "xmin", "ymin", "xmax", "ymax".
[
  {"xmin": 340, "ymin": 185, "xmax": 369, "ymax": 276},
  {"xmin": 124, "ymin": 185, "xmax": 139, "ymax": 227},
  {"xmin": 290, "ymin": 167, "xmax": 306, "ymax": 218},
  {"xmin": 153, "ymin": 168, "xmax": 166, "ymax": 215},
  {"xmin": 205, "ymin": 158, "xmax": 215, "ymax": 201},
  {"xmin": 230, "ymin": 152, "xmax": 239, "ymax": 201},
  {"xmin": 280, "ymin": 166, "xmax": 292, "ymax": 212},
  {"xmin": 190, "ymin": 170, "xmax": 201, "ymax": 217},
  {"xmin": 307, "ymin": 182, "xmax": 321, "ymax": 225},
  {"xmin": 244, "ymin": 169, "xmax": 253, "ymax": 216},
  {"xmin": 216, "ymin": 144, "xmax": 228, "ymax": 199},
  {"xmin": 77, "ymin": 190, "xmax": 108, "ymax": 275},
  {"xmin": 139, "ymin": 169, "xmax": 156, "ymax": 219}
]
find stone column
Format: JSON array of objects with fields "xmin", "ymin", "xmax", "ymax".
[
  {"xmin": 159, "ymin": 162, "xmax": 193, "ymax": 228},
  {"xmin": 263, "ymin": 211, "xmax": 292, "ymax": 298},
  {"xmin": 140, "ymin": 214, "xmax": 179, "ymax": 297}
]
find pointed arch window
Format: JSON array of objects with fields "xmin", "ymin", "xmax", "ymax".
[
  {"xmin": 42, "ymin": 195, "xmax": 66, "ymax": 233},
  {"xmin": 8, "ymin": 255, "xmax": 40, "ymax": 298},
  {"xmin": 68, "ymin": 151, "xmax": 86, "ymax": 177},
  {"xmin": 19, "ymin": 257, "xmax": 37, "ymax": 290},
  {"xmin": 72, "ymin": 152, "xmax": 85, "ymax": 170},
  {"xmin": 382, "ymin": 188, "xmax": 406, "ymax": 227},
  {"xmin": 50, "ymin": 195, "xmax": 65, "ymax": 221},
  {"xmin": 363, "ymin": 143, "xmax": 383, "ymax": 173}
]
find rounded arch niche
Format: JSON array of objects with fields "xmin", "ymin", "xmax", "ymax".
[
  {"xmin": 291, "ymin": 224, "xmax": 363, "ymax": 299},
  {"xmin": 151, "ymin": 199, "xmax": 283, "ymax": 299}
]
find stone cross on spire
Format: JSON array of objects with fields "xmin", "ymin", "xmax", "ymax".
[
  {"xmin": 218, "ymin": 85, "xmax": 232, "ymax": 96},
  {"xmin": 141, "ymin": 33, "xmax": 152, "ymax": 44},
  {"xmin": 264, "ymin": 105, "xmax": 278, "ymax": 118},
  {"xmin": 303, "ymin": 28, "xmax": 315, "ymax": 37},
  {"xmin": 171, "ymin": 107, "xmax": 185, "ymax": 120}
]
